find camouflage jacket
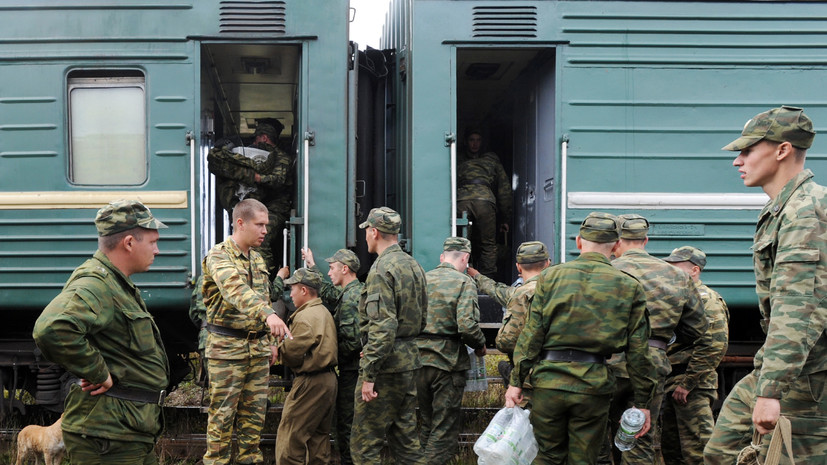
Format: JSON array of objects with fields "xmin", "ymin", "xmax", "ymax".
[
  {"xmin": 189, "ymin": 274, "xmax": 207, "ymax": 351},
  {"xmin": 511, "ymin": 252, "xmax": 657, "ymax": 408},
  {"xmin": 33, "ymin": 250, "xmax": 169, "ymax": 443},
  {"xmin": 474, "ymin": 274, "xmax": 539, "ymax": 356},
  {"xmin": 417, "ymin": 262, "xmax": 486, "ymax": 372},
  {"xmin": 752, "ymin": 169, "xmax": 827, "ymax": 398},
  {"xmin": 311, "ymin": 266, "xmax": 364, "ymax": 372},
  {"xmin": 202, "ymin": 237, "xmax": 275, "ymax": 360},
  {"xmin": 666, "ymin": 281, "xmax": 730, "ymax": 392},
  {"xmin": 359, "ymin": 243, "xmax": 428, "ymax": 381},
  {"xmin": 457, "ymin": 150, "xmax": 512, "ymax": 223},
  {"xmin": 278, "ymin": 297, "xmax": 338, "ymax": 374},
  {"xmin": 208, "ymin": 142, "xmax": 293, "ymax": 212},
  {"xmin": 610, "ymin": 248, "xmax": 709, "ymax": 380}
]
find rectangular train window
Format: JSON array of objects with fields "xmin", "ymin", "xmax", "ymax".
[{"xmin": 68, "ymin": 70, "xmax": 147, "ymax": 185}]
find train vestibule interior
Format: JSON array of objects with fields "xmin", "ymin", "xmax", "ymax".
[
  {"xmin": 198, "ymin": 43, "xmax": 300, "ymax": 262},
  {"xmin": 455, "ymin": 47, "xmax": 556, "ymax": 282}
]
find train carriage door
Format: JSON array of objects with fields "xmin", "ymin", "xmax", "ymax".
[{"xmin": 455, "ymin": 47, "xmax": 556, "ymax": 282}]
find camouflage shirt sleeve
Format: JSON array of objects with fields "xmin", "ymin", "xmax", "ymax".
[
  {"xmin": 673, "ymin": 283, "xmax": 708, "ymax": 346},
  {"xmin": 474, "ymin": 273, "xmax": 515, "ymax": 307},
  {"xmin": 493, "ymin": 155, "xmax": 512, "ymax": 224},
  {"xmin": 457, "ymin": 275, "xmax": 486, "ymax": 350},
  {"xmin": 257, "ymin": 147, "xmax": 291, "ymax": 188},
  {"xmin": 337, "ymin": 281, "xmax": 364, "ymax": 363},
  {"xmin": 673, "ymin": 284, "xmax": 730, "ymax": 392},
  {"xmin": 360, "ymin": 264, "xmax": 400, "ymax": 382},
  {"xmin": 208, "ymin": 147, "xmax": 257, "ymax": 184},
  {"xmin": 495, "ymin": 279, "xmax": 536, "ymax": 356},
  {"xmin": 204, "ymin": 240, "xmax": 274, "ymax": 324}
]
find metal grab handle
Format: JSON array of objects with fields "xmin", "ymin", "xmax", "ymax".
[
  {"xmin": 282, "ymin": 228, "xmax": 288, "ymax": 268},
  {"xmin": 559, "ymin": 136, "xmax": 569, "ymax": 263},
  {"xmin": 302, "ymin": 131, "xmax": 315, "ymax": 267},
  {"xmin": 187, "ymin": 131, "xmax": 197, "ymax": 282},
  {"xmin": 447, "ymin": 132, "xmax": 457, "ymax": 237}
]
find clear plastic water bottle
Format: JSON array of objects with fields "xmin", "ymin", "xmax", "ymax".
[{"xmin": 614, "ymin": 407, "xmax": 645, "ymax": 451}]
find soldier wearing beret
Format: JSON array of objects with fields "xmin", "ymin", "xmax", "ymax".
[
  {"xmin": 416, "ymin": 237, "xmax": 487, "ymax": 464},
  {"xmin": 33, "ymin": 200, "xmax": 170, "ymax": 464},
  {"xmin": 456, "ymin": 128, "xmax": 512, "ymax": 279},
  {"xmin": 201, "ymin": 198, "xmax": 291, "ymax": 465},
  {"xmin": 469, "ymin": 241, "xmax": 550, "ymax": 403},
  {"xmin": 601, "ymin": 213, "xmax": 709, "ymax": 465},
  {"xmin": 208, "ymin": 120, "xmax": 293, "ymax": 273},
  {"xmin": 275, "ymin": 268, "xmax": 338, "ymax": 465},
  {"xmin": 659, "ymin": 246, "xmax": 729, "ymax": 465},
  {"xmin": 705, "ymin": 106, "xmax": 827, "ymax": 463},
  {"xmin": 351, "ymin": 207, "xmax": 427, "ymax": 464},
  {"xmin": 505, "ymin": 212, "xmax": 656, "ymax": 464},
  {"xmin": 301, "ymin": 247, "xmax": 363, "ymax": 465}
]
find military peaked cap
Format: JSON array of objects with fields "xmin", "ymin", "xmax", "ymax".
[
  {"xmin": 516, "ymin": 241, "xmax": 549, "ymax": 264},
  {"xmin": 664, "ymin": 245, "xmax": 707, "ymax": 269},
  {"xmin": 95, "ymin": 199, "xmax": 167, "ymax": 237},
  {"xmin": 618, "ymin": 213, "xmax": 649, "ymax": 240},
  {"xmin": 579, "ymin": 212, "xmax": 620, "ymax": 243},
  {"xmin": 325, "ymin": 249, "xmax": 360, "ymax": 273},
  {"xmin": 284, "ymin": 267, "xmax": 322, "ymax": 290},
  {"xmin": 722, "ymin": 105, "xmax": 815, "ymax": 151},
  {"xmin": 443, "ymin": 237, "xmax": 472, "ymax": 253},
  {"xmin": 359, "ymin": 207, "xmax": 401, "ymax": 234}
]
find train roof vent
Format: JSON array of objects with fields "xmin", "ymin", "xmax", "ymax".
[
  {"xmin": 472, "ymin": 6, "xmax": 537, "ymax": 38},
  {"xmin": 220, "ymin": 1, "xmax": 286, "ymax": 35}
]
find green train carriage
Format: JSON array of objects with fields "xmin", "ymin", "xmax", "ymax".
[
  {"xmin": 0, "ymin": 0, "xmax": 353, "ymax": 414},
  {"xmin": 378, "ymin": 0, "xmax": 827, "ymax": 395}
]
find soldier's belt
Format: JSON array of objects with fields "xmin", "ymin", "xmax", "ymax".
[
  {"xmin": 648, "ymin": 338, "xmax": 668, "ymax": 350},
  {"xmin": 417, "ymin": 332, "xmax": 460, "ymax": 340},
  {"xmin": 541, "ymin": 349, "xmax": 605, "ymax": 364},
  {"xmin": 297, "ymin": 366, "xmax": 335, "ymax": 377},
  {"xmin": 104, "ymin": 384, "xmax": 167, "ymax": 405},
  {"xmin": 206, "ymin": 322, "xmax": 268, "ymax": 340}
]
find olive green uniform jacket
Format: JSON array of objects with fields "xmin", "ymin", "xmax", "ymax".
[{"xmin": 33, "ymin": 251, "xmax": 170, "ymax": 443}]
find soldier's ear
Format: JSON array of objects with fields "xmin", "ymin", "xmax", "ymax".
[{"xmin": 776, "ymin": 141, "xmax": 794, "ymax": 162}]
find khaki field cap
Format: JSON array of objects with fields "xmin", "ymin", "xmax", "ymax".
[
  {"xmin": 664, "ymin": 246, "xmax": 707, "ymax": 270},
  {"xmin": 253, "ymin": 121, "xmax": 283, "ymax": 142},
  {"xmin": 359, "ymin": 207, "xmax": 401, "ymax": 234},
  {"xmin": 579, "ymin": 212, "xmax": 620, "ymax": 243},
  {"xmin": 516, "ymin": 241, "xmax": 549, "ymax": 264},
  {"xmin": 722, "ymin": 105, "xmax": 816, "ymax": 151},
  {"xmin": 443, "ymin": 237, "xmax": 472, "ymax": 253},
  {"xmin": 95, "ymin": 200, "xmax": 167, "ymax": 237},
  {"xmin": 325, "ymin": 249, "xmax": 360, "ymax": 273},
  {"xmin": 618, "ymin": 213, "xmax": 649, "ymax": 240},
  {"xmin": 284, "ymin": 267, "xmax": 322, "ymax": 290}
]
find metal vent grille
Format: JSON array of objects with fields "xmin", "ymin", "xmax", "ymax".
[
  {"xmin": 472, "ymin": 6, "xmax": 537, "ymax": 38},
  {"xmin": 220, "ymin": 1, "xmax": 286, "ymax": 34}
]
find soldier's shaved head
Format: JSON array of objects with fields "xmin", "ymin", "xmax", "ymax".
[{"xmin": 233, "ymin": 198, "xmax": 268, "ymax": 223}]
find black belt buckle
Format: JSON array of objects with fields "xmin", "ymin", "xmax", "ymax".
[
  {"xmin": 158, "ymin": 389, "xmax": 167, "ymax": 405},
  {"xmin": 246, "ymin": 330, "xmax": 259, "ymax": 341}
]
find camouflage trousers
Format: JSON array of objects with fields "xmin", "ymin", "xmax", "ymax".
[
  {"xmin": 203, "ymin": 357, "xmax": 270, "ymax": 465},
  {"xmin": 276, "ymin": 370, "xmax": 337, "ymax": 465},
  {"xmin": 457, "ymin": 199, "xmax": 498, "ymax": 278},
  {"xmin": 660, "ymin": 387, "xmax": 716, "ymax": 465},
  {"xmin": 531, "ymin": 388, "xmax": 612, "ymax": 464},
  {"xmin": 704, "ymin": 369, "xmax": 827, "ymax": 465},
  {"xmin": 599, "ymin": 374, "xmax": 666, "ymax": 465},
  {"xmin": 351, "ymin": 370, "xmax": 425, "ymax": 464},
  {"xmin": 416, "ymin": 366, "xmax": 466, "ymax": 464},
  {"xmin": 63, "ymin": 431, "xmax": 157, "ymax": 465},
  {"xmin": 334, "ymin": 369, "xmax": 358, "ymax": 465}
]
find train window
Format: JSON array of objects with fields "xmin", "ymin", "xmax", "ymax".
[{"xmin": 68, "ymin": 71, "xmax": 146, "ymax": 185}]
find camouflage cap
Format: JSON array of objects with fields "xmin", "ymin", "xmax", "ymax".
[
  {"xmin": 358, "ymin": 206, "xmax": 401, "ymax": 234},
  {"xmin": 618, "ymin": 213, "xmax": 650, "ymax": 240},
  {"xmin": 516, "ymin": 241, "xmax": 549, "ymax": 264},
  {"xmin": 443, "ymin": 237, "xmax": 472, "ymax": 253},
  {"xmin": 95, "ymin": 199, "xmax": 167, "ymax": 237},
  {"xmin": 579, "ymin": 212, "xmax": 620, "ymax": 243},
  {"xmin": 325, "ymin": 248, "xmax": 360, "ymax": 273},
  {"xmin": 664, "ymin": 245, "xmax": 707, "ymax": 269},
  {"xmin": 283, "ymin": 267, "xmax": 322, "ymax": 290},
  {"xmin": 722, "ymin": 105, "xmax": 816, "ymax": 151},
  {"xmin": 253, "ymin": 121, "xmax": 283, "ymax": 142}
]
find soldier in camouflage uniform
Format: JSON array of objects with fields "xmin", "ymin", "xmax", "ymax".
[
  {"xmin": 33, "ymin": 200, "xmax": 169, "ymax": 464},
  {"xmin": 201, "ymin": 199, "xmax": 291, "ymax": 465},
  {"xmin": 352, "ymin": 207, "xmax": 427, "ymax": 464},
  {"xmin": 601, "ymin": 214, "xmax": 709, "ymax": 465},
  {"xmin": 468, "ymin": 241, "xmax": 550, "ymax": 404},
  {"xmin": 705, "ymin": 106, "xmax": 827, "ymax": 464},
  {"xmin": 505, "ymin": 212, "xmax": 657, "ymax": 465},
  {"xmin": 660, "ymin": 246, "xmax": 730, "ymax": 465},
  {"xmin": 275, "ymin": 268, "xmax": 338, "ymax": 465},
  {"xmin": 416, "ymin": 237, "xmax": 487, "ymax": 464},
  {"xmin": 303, "ymin": 247, "xmax": 363, "ymax": 465},
  {"xmin": 456, "ymin": 128, "xmax": 512, "ymax": 278},
  {"xmin": 208, "ymin": 122, "xmax": 293, "ymax": 272}
]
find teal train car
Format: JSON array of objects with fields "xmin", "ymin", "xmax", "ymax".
[
  {"xmin": 0, "ymin": 0, "xmax": 353, "ymax": 413},
  {"xmin": 379, "ymin": 0, "xmax": 827, "ymax": 388}
]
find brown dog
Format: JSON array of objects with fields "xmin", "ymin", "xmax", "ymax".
[{"xmin": 15, "ymin": 413, "xmax": 64, "ymax": 465}]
